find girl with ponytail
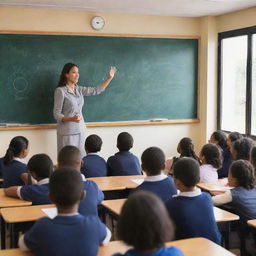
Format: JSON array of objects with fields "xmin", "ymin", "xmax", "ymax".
[
  {"xmin": 165, "ymin": 137, "xmax": 201, "ymax": 175},
  {"xmin": 2, "ymin": 136, "xmax": 29, "ymax": 187}
]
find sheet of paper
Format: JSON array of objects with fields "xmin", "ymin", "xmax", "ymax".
[
  {"xmin": 42, "ymin": 207, "xmax": 57, "ymax": 219},
  {"xmin": 131, "ymin": 179, "xmax": 144, "ymax": 185}
]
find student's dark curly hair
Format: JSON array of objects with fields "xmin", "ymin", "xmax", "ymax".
[
  {"xmin": 230, "ymin": 160, "xmax": 255, "ymax": 190},
  {"xmin": 200, "ymin": 144, "xmax": 222, "ymax": 169},
  {"xmin": 228, "ymin": 132, "xmax": 243, "ymax": 143},
  {"xmin": 211, "ymin": 131, "xmax": 227, "ymax": 150},
  {"xmin": 85, "ymin": 134, "xmax": 103, "ymax": 153},
  {"xmin": 250, "ymin": 146, "xmax": 256, "ymax": 170},
  {"xmin": 178, "ymin": 137, "xmax": 201, "ymax": 164},
  {"xmin": 232, "ymin": 138, "xmax": 254, "ymax": 160},
  {"xmin": 117, "ymin": 191, "xmax": 174, "ymax": 252}
]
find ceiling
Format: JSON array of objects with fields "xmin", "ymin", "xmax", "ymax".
[{"xmin": 0, "ymin": 0, "xmax": 255, "ymax": 17}]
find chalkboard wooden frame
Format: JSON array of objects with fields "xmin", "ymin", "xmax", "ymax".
[{"xmin": 0, "ymin": 30, "xmax": 200, "ymax": 130}]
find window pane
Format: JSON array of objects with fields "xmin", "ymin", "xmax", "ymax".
[
  {"xmin": 221, "ymin": 36, "xmax": 247, "ymax": 133},
  {"xmin": 251, "ymin": 34, "xmax": 256, "ymax": 135}
]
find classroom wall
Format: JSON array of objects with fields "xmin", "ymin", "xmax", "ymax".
[{"xmin": 0, "ymin": 6, "xmax": 254, "ymax": 163}]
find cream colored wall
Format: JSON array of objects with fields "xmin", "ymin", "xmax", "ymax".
[
  {"xmin": 217, "ymin": 7, "xmax": 256, "ymax": 32},
  {"xmin": 1, "ymin": 6, "xmax": 254, "ymax": 163}
]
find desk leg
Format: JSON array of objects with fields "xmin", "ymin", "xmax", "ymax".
[
  {"xmin": 0, "ymin": 215, "xmax": 6, "ymax": 249},
  {"xmin": 217, "ymin": 222, "xmax": 230, "ymax": 250}
]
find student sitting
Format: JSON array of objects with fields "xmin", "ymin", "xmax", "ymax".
[
  {"xmin": 19, "ymin": 167, "xmax": 111, "ymax": 256},
  {"xmin": 81, "ymin": 134, "xmax": 107, "ymax": 178},
  {"xmin": 166, "ymin": 158, "xmax": 221, "ymax": 244},
  {"xmin": 165, "ymin": 137, "xmax": 200, "ymax": 174},
  {"xmin": 226, "ymin": 132, "xmax": 243, "ymax": 150},
  {"xmin": 212, "ymin": 160, "xmax": 256, "ymax": 254},
  {"xmin": 107, "ymin": 132, "xmax": 141, "ymax": 176},
  {"xmin": 199, "ymin": 144, "xmax": 222, "ymax": 183},
  {"xmin": 2, "ymin": 136, "xmax": 29, "ymax": 188},
  {"xmin": 4, "ymin": 154, "xmax": 53, "ymax": 204},
  {"xmin": 231, "ymin": 137, "xmax": 254, "ymax": 161},
  {"xmin": 58, "ymin": 145, "xmax": 104, "ymax": 216},
  {"xmin": 209, "ymin": 130, "xmax": 232, "ymax": 179},
  {"xmin": 114, "ymin": 191, "xmax": 183, "ymax": 256},
  {"xmin": 212, "ymin": 160, "xmax": 256, "ymax": 222},
  {"xmin": 133, "ymin": 147, "xmax": 177, "ymax": 202}
]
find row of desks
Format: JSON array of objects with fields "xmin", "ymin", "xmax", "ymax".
[{"xmin": 0, "ymin": 238, "xmax": 235, "ymax": 256}]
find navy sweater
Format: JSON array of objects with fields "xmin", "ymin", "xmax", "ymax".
[
  {"xmin": 107, "ymin": 151, "xmax": 141, "ymax": 176},
  {"xmin": 81, "ymin": 154, "xmax": 107, "ymax": 178},
  {"xmin": 166, "ymin": 192, "xmax": 221, "ymax": 244}
]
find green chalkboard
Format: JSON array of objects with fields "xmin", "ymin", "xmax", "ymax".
[{"xmin": 0, "ymin": 33, "xmax": 198, "ymax": 124}]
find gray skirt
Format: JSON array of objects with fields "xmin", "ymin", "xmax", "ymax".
[{"xmin": 57, "ymin": 132, "xmax": 86, "ymax": 157}]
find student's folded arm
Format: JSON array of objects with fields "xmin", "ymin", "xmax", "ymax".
[
  {"xmin": 212, "ymin": 190, "xmax": 232, "ymax": 206},
  {"xmin": 4, "ymin": 186, "xmax": 20, "ymax": 198},
  {"xmin": 18, "ymin": 234, "xmax": 30, "ymax": 251}
]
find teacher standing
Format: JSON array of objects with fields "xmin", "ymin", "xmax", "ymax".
[{"xmin": 53, "ymin": 63, "xmax": 117, "ymax": 155}]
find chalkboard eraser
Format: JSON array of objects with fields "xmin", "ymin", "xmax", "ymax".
[
  {"xmin": 0, "ymin": 123, "xmax": 7, "ymax": 126},
  {"xmin": 149, "ymin": 118, "xmax": 168, "ymax": 122}
]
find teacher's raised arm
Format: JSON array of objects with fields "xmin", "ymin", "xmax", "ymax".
[{"xmin": 53, "ymin": 63, "xmax": 117, "ymax": 155}]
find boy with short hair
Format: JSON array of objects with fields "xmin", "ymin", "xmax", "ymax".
[
  {"xmin": 4, "ymin": 154, "xmax": 53, "ymax": 205},
  {"xmin": 107, "ymin": 132, "xmax": 141, "ymax": 176},
  {"xmin": 19, "ymin": 167, "xmax": 111, "ymax": 256},
  {"xmin": 58, "ymin": 145, "xmax": 104, "ymax": 216},
  {"xmin": 133, "ymin": 147, "xmax": 177, "ymax": 202},
  {"xmin": 81, "ymin": 134, "xmax": 107, "ymax": 178},
  {"xmin": 165, "ymin": 157, "xmax": 221, "ymax": 244}
]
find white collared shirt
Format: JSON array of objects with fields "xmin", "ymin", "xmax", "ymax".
[
  {"xmin": 173, "ymin": 187, "xmax": 202, "ymax": 198},
  {"xmin": 13, "ymin": 157, "xmax": 27, "ymax": 164},
  {"xmin": 81, "ymin": 174, "xmax": 87, "ymax": 181},
  {"xmin": 144, "ymin": 173, "xmax": 168, "ymax": 182},
  {"xmin": 200, "ymin": 164, "xmax": 218, "ymax": 183}
]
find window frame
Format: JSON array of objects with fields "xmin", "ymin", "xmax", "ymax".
[{"xmin": 217, "ymin": 25, "xmax": 256, "ymax": 138}]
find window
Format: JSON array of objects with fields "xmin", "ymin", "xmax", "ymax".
[{"xmin": 218, "ymin": 26, "xmax": 256, "ymax": 136}]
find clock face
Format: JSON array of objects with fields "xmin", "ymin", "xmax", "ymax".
[{"xmin": 91, "ymin": 16, "xmax": 105, "ymax": 30}]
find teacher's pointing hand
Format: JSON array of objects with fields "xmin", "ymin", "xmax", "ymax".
[{"xmin": 108, "ymin": 66, "xmax": 117, "ymax": 79}]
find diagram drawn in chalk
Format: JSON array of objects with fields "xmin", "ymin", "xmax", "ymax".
[{"xmin": 13, "ymin": 77, "xmax": 28, "ymax": 92}]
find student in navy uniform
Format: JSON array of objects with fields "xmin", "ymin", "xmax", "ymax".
[
  {"xmin": 107, "ymin": 132, "xmax": 141, "ymax": 176},
  {"xmin": 212, "ymin": 160, "xmax": 256, "ymax": 254},
  {"xmin": 209, "ymin": 130, "xmax": 232, "ymax": 178},
  {"xmin": 114, "ymin": 191, "xmax": 183, "ymax": 256},
  {"xmin": 58, "ymin": 145, "xmax": 104, "ymax": 216},
  {"xmin": 133, "ymin": 147, "xmax": 177, "ymax": 203},
  {"xmin": 2, "ymin": 136, "xmax": 29, "ymax": 188},
  {"xmin": 4, "ymin": 154, "xmax": 53, "ymax": 205},
  {"xmin": 165, "ymin": 137, "xmax": 200, "ymax": 175},
  {"xmin": 81, "ymin": 134, "xmax": 107, "ymax": 178},
  {"xmin": 166, "ymin": 158, "xmax": 221, "ymax": 244},
  {"xmin": 19, "ymin": 167, "xmax": 111, "ymax": 256},
  {"xmin": 231, "ymin": 137, "xmax": 254, "ymax": 161}
]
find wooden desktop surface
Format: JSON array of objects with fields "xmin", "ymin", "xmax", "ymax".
[
  {"xmin": 247, "ymin": 219, "xmax": 256, "ymax": 228},
  {"xmin": 102, "ymin": 199, "xmax": 239, "ymax": 222},
  {"xmin": 0, "ymin": 237, "xmax": 235, "ymax": 256},
  {"xmin": 87, "ymin": 175, "xmax": 145, "ymax": 191},
  {"xmin": 197, "ymin": 178, "xmax": 231, "ymax": 192},
  {"xmin": 0, "ymin": 204, "xmax": 55, "ymax": 223},
  {"xmin": 0, "ymin": 189, "xmax": 32, "ymax": 208}
]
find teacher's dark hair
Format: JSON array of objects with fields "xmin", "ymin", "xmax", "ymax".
[
  {"xmin": 57, "ymin": 63, "xmax": 78, "ymax": 87},
  {"xmin": 3, "ymin": 136, "xmax": 29, "ymax": 165}
]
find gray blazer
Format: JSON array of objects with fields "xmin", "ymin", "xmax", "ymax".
[{"xmin": 53, "ymin": 84, "xmax": 105, "ymax": 135}]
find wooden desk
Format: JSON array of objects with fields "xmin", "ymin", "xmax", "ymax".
[
  {"xmin": 0, "ymin": 237, "xmax": 235, "ymax": 256},
  {"xmin": 0, "ymin": 189, "xmax": 32, "ymax": 249},
  {"xmin": 101, "ymin": 199, "xmax": 239, "ymax": 223},
  {"xmin": 197, "ymin": 179, "xmax": 232, "ymax": 193},
  {"xmin": 87, "ymin": 175, "xmax": 144, "ymax": 191},
  {"xmin": 0, "ymin": 189, "xmax": 32, "ymax": 208},
  {"xmin": 0, "ymin": 204, "xmax": 55, "ymax": 223},
  {"xmin": 247, "ymin": 219, "xmax": 256, "ymax": 228}
]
